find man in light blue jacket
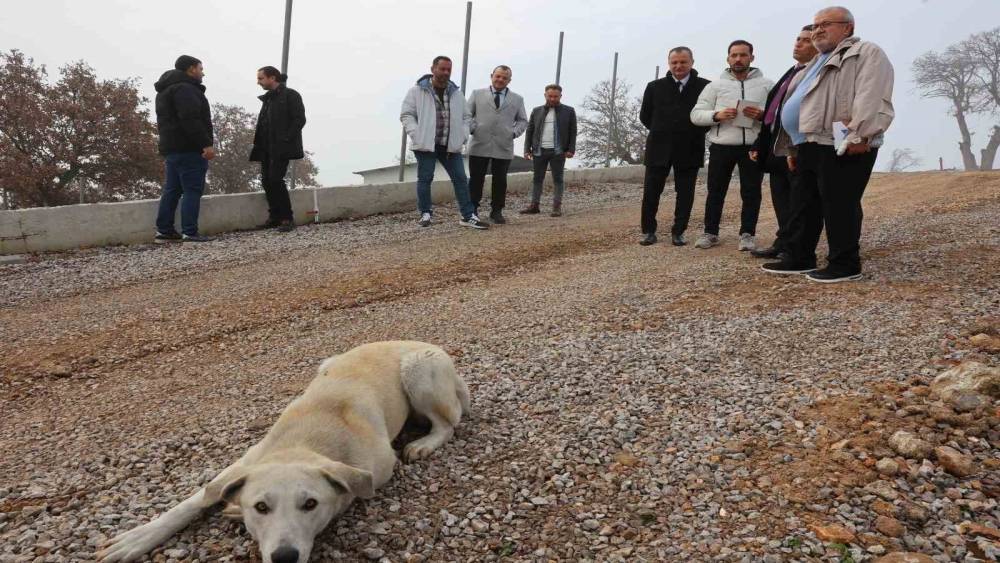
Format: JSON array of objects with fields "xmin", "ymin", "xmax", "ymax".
[{"xmin": 400, "ymin": 56, "xmax": 488, "ymax": 229}]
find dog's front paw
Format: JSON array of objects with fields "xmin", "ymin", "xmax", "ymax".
[
  {"xmin": 97, "ymin": 522, "xmax": 172, "ymax": 562},
  {"xmin": 403, "ymin": 441, "xmax": 435, "ymax": 462}
]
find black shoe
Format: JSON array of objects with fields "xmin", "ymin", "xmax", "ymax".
[
  {"xmin": 276, "ymin": 220, "xmax": 296, "ymax": 233},
  {"xmin": 761, "ymin": 260, "xmax": 816, "ymax": 275},
  {"xmin": 490, "ymin": 212, "xmax": 507, "ymax": 224},
  {"xmin": 671, "ymin": 233, "xmax": 686, "ymax": 246},
  {"xmin": 750, "ymin": 246, "xmax": 782, "ymax": 259},
  {"xmin": 182, "ymin": 234, "xmax": 216, "ymax": 243},
  {"xmin": 805, "ymin": 268, "xmax": 863, "ymax": 283},
  {"xmin": 259, "ymin": 218, "xmax": 280, "ymax": 229},
  {"xmin": 519, "ymin": 204, "xmax": 540, "ymax": 214},
  {"xmin": 639, "ymin": 233, "xmax": 657, "ymax": 246},
  {"xmin": 154, "ymin": 231, "xmax": 182, "ymax": 244}
]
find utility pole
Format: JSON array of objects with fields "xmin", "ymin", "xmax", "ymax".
[
  {"xmin": 655, "ymin": 65, "xmax": 660, "ymax": 80},
  {"xmin": 555, "ymin": 31, "xmax": 564, "ymax": 85},
  {"xmin": 606, "ymin": 52, "xmax": 618, "ymax": 168},
  {"xmin": 460, "ymin": 2, "xmax": 472, "ymax": 93},
  {"xmin": 398, "ymin": 129, "xmax": 408, "ymax": 182}
]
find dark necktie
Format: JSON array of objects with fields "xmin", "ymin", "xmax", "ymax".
[
  {"xmin": 494, "ymin": 91, "xmax": 501, "ymax": 108},
  {"xmin": 675, "ymin": 80, "xmax": 683, "ymax": 93}
]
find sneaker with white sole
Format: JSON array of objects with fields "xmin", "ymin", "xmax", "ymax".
[
  {"xmin": 418, "ymin": 213, "xmax": 432, "ymax": 227},
  {"xmin": 182, "ymin": 234, "xmax": 215, "ymax": 243},
  {"xmin": 738, "ymin": 233, "xmax": 756, "ymax": 251},
  {"xmin": 805, "ymin": 268, "xmax": 863, "ymax": 283},
  {"xmin": 154, "ymin": 231, "xmax": 182, "ymax": 244},
  {"xmin": 694, "ymin": 233, "xmax": 719, "ymax": 249},
  {"xmin": 459, "ymin": 216, "xmax": 489, "ymax": 230}
]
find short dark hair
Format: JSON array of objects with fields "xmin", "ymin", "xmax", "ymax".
[
  {"xmin": 432, "ymin": 55, "xmax": 452, "ymax": 67},
  {"xmin": 801, "ymin": 24, "xmax": 815, "ymax": 32},
  {"xmin": 174, "ymin": 55, "xmax": 202, "ymax": 71},
  {"xmin": 544, "ymin": 84, "xmax": 562, "ymax": 92},
  {"xmin": 258, "ymin": 66, "xmax": 288, "ymax": 83},
  {"xmin": 492, "ymin": 65, "xmax": 512, "ymax": 75},
  {"xmin": 727, "ymin": 40, "xmax": 754, "ymax": 55},
  {"xmin": 668, "ymin": 46, "xmax": 693, "ymax": 58}
]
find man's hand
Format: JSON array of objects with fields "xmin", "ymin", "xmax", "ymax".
[
  {"xmin": 787, "ymin": 155, "xmax": 797, "ymax": 172},
  {"xmin": 524, "ymin": 152, "xmax": 533, "ymax": 160},
  {"xmin": 564, "ymin": 151, "xmax": 574, "ymax": 159},
  {"xmin": 749, "ymin": 150, "xmax": 759, "ymax": 162},
  {"xmin": 714, "ymin": 108, "xmax": 738, "ymax": 122},
  {"xmin": 845, "ymin": 142, "xmax": 871, "ymax": 155},
  {"xmin": 742, "ymin": 105, "xmax": 764, "ymax": 121},
  {"xmin": 202, "ymin": 147, "xmax": 216, "ymax": 160}
]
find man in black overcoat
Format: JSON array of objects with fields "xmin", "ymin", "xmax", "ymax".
[{"xmin": 639, "ymin": 47, "xmax": 710, "ymax": 246}]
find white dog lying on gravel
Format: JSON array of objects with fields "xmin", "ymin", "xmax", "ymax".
[{"xmin": 98, "ymin": 341, "xmax": 470, "ymax": 563}]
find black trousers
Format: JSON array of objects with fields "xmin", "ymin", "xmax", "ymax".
[
  {"xmin": 703, "ymin": 144, "xmax": 763, "ymax": 236},
  {"xmin": 261, "ymin": 155, "xmax": 293, "ymax": 222},
  {"xmin": 785, "ymin": 143, "xmax": 878, "ymax": 274},
  {"xmin": 766, "ymin": 155, "xmax": 794, "ymax": 251},
  {"xmin": 640, "ymin": 163, "xmax": 698, "ymax": 235},
  {"xmin": 468, "ymin": 155, "xmax": 511, "ymax": 214}
]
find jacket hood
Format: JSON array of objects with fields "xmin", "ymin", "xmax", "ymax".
[
  {"xmin": 154, "ymin": 69, "xmax": 205, "ymax": 93},
  {"xmin": 719, "ymin": 67, "xmax": 763, "ymax": 82},
  {"xmin": 416, "ymin": 74, "xmax": 460, "ymax": 93},
  {"xmin": 258, "ymin": 83, "xmax": 285, "ymax": 102}
]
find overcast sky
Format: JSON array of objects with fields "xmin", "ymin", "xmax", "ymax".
[{"xmin": 4, "ymin": 0, "xmax": 1000, "ymax": 185}]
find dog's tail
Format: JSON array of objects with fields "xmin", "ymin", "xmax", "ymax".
[
  {"xmin": 455, "ymin": 375, "xmax": 472, "ymax": 417},
  {"xmin": 317, "ymin": 355, "xmax": 339, "ymax": 377}
]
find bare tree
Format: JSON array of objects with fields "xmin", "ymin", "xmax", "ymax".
[
  {"xmin": 962, "ymin": 27, "xmax": 1000, "ymax": 169},
  {"xmin": 576, "ymin": 79, "xmax": 645, "ymax": 167},
  {"xmin": 207, "ymin": 103, "xmax": 320, "ymax": 194},
  {"xmin": 885, "ymin": 148, "xmax": 922, "ymax": 172},
  {"xmin": 913, "ymin": 47, "xmax": 984, "ymax": 171},
  {"xmin": 0, "ymin": 50, "xmax": 161, "ymax": 208}
]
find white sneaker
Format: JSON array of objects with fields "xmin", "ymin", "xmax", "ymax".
[
  {"xmin": 418, "ymin": 213, "xmax": 432, "ymax": 227},
  {"xmin": 459, "ymin": 216, "xmax": 489, "ymax": 230},
  {"xmin": 694, "ymin": 233, "xmax": 719, "ymax": 249},
  {"xmin": 738, "ymin": 233, "xmax": 756, "ymax": 251}
]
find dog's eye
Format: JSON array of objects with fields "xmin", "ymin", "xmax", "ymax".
[
  {"xmin": 254, "ymin": 502, "xmax": 269, "ymax": 514},
  {"xmin": 302, "ymin": 498, "xmax": 318, "ymax": 511}
]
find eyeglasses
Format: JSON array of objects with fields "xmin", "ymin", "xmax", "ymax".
[{"xmin": 813, "ymin": 20, "xmax": 850, "ymax": 30}]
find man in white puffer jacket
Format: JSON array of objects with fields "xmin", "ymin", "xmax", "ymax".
[{"xmin": 690, "ymin": 40, "xmax": 773, "ymax": 250}]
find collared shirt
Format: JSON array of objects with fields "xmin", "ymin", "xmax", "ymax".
[
  {"xmin": 490, "ymin": 86, "xmax": 508, "ymax": 108},
  {"xmin": 673, "ymin": 73, "xmax": 691, "ymax": 92},
  {"xmin": 433, "ymin": 85, "xmax": 450, "ymax": 146},
  {"xmin": 781, "ymin": 52, "xmax": 832, "ymax": 146}
]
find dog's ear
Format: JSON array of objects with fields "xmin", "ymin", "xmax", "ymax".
[
  {"xmin": 317, "ymin": 461, "xmax": 375, "ymax": 499},
  {"xmin": 202, "ymin": 465, "xmax": 251, "ymax": 508}
]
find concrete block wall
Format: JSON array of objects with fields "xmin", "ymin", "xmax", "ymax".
[{"xmin": 0, "ymin": 165, "xmax": 644, "ymax": 255}]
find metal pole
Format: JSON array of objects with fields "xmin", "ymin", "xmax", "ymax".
[
  {"xmin": 655, "ymin": 65, "xmax": 660, "ymax": 80},
  {"xmin": 460, "ymin": 2, "xmax": 472, "ymax": 93},
  {"xmin": 555, "ymin": 31, "xmax": 564, "ymax": 85},
  {"xmin": 280, "ymin": 0, "xmax": 292, "ymax": 75},
  {"xmin": 606, "ymin": 52, "xmax": 618, "ymax": 168},
  {"xmin": 399, "ymin": 128, "xmax": 408, "ymax": 182}
]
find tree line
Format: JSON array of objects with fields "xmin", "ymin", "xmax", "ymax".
[{"xmin": 0, "ymin": 50, "xmax": 318, "ymax": 210}]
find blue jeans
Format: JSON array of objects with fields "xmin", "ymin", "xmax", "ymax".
[
  {"xmin": 156, "ymin": 152, "xmax": 208, "ymax": 236},
  {"xmin": 413, "ymin": 145, "xmax": 475, "ymax": 219}
]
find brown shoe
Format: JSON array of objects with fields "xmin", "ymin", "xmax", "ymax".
[
  {"xmin": 519, "ymin": 203, "xmax": 540, "ymax": 214},
  {"xmin": 550, "ymin": 204, "xmax": 562, "ymax": 217}
]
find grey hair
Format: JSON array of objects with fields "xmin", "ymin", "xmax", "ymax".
[
  {"xmin": 492, "ymin": 65, "xmax": 512, "ymax": 76},
  {"xmin": 818, "ymin": 6, "xmax": 855, "ymax": 22},
  {"xmin": 668, "ymin": 46, "xmax": 693, "ymax": 58}
]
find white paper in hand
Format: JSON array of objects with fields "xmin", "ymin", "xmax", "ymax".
[
  {"xmin": 833, "ymin": 121, "xmax": 851, "ymax": 155},
  {"xmin": 733, "ymin": 100, "xmax": 760, "ymax": 129}
]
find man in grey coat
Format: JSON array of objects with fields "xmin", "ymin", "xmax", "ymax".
[{"xmin": 467, "ymin": 65, "xmax": 528, "ymax": 224}]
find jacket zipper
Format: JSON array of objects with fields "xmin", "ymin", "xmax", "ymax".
[{"xmin": 741, "ymin": 81, "xmax": 746, "ymax": 146}]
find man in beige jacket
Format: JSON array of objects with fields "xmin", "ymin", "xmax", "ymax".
[{"xmin": 762, "ymin": 5, "xmax": 894, "ymax": 283}]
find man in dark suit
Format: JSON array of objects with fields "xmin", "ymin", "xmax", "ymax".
[
  {"xmin": 638, "ymin": 47, "xmax": 710, "ymax": 246},
  {"xmin": 748, "ymin": 25, "xmax": 817, "ymax": 258},
  {"xmin": 521, "ymin": 84, "xmax": 577, "ymax": 217}
]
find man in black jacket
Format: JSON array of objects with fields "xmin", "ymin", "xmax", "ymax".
[
  {"xmin": 639, "ymin": 47, "xmax": 710, "ymax": 246},
  {"xmin": 748, "ymin": 26, "xmax": 817, "ymax": 258},
  {"xmin": 250, "ymin": 66, "xmax": 307, "ymax": 232},
  {"xmin": 521, "ymin": 84, "xmax": 577, "ymax": 217},
  {"xmin": 153, "ymin": 55, "xmax": 215, "ymax": 243}
]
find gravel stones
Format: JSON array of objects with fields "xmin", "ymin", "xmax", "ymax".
[
  {"xmin": 888, "ymin": 431, "xmax": 934, "ymax": 460},
  {"xmin": 933, "ymin": 446, "xmax": 975, "ymax": 477},
  {"xmin": 930, "ymin": 361, "xmax": 1000, "ymax": 401}
]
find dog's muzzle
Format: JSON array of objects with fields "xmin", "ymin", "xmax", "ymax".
[{"xmin": 270, "ymin": 546, "xmax": 300, "ymax": 563}]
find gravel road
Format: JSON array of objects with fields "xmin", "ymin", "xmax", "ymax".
[{"xmin": 1, "ymin": 171, "xmax": 998, "ymax": 562}]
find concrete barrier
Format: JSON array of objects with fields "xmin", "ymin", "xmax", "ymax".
[{"xmin": 0, "ymin": 165, "xmax": 644, "ymax": 255}]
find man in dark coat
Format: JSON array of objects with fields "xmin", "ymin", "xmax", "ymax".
[
  {"xmin": 748, "ymin": 25, "xmax": 818, "ymax": 258},
  {"xmin": 521, "ymin": 84, "xmax": 577, "ymax": 217},
  {"xmin": 638, "ymin": 47, "xmax": 710, "ymax": 246},
  {"xmin": 153, "ymin": 55, "xmax": 215, "ymax": 243},
  {"xmin": 250, "ymin": 66, "xmax": 307, "ymax": 232}
]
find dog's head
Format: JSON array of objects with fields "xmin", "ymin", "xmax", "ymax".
[{"xmin": 203, "ymin": 460, "xmax": 374, "ymax": 563}]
